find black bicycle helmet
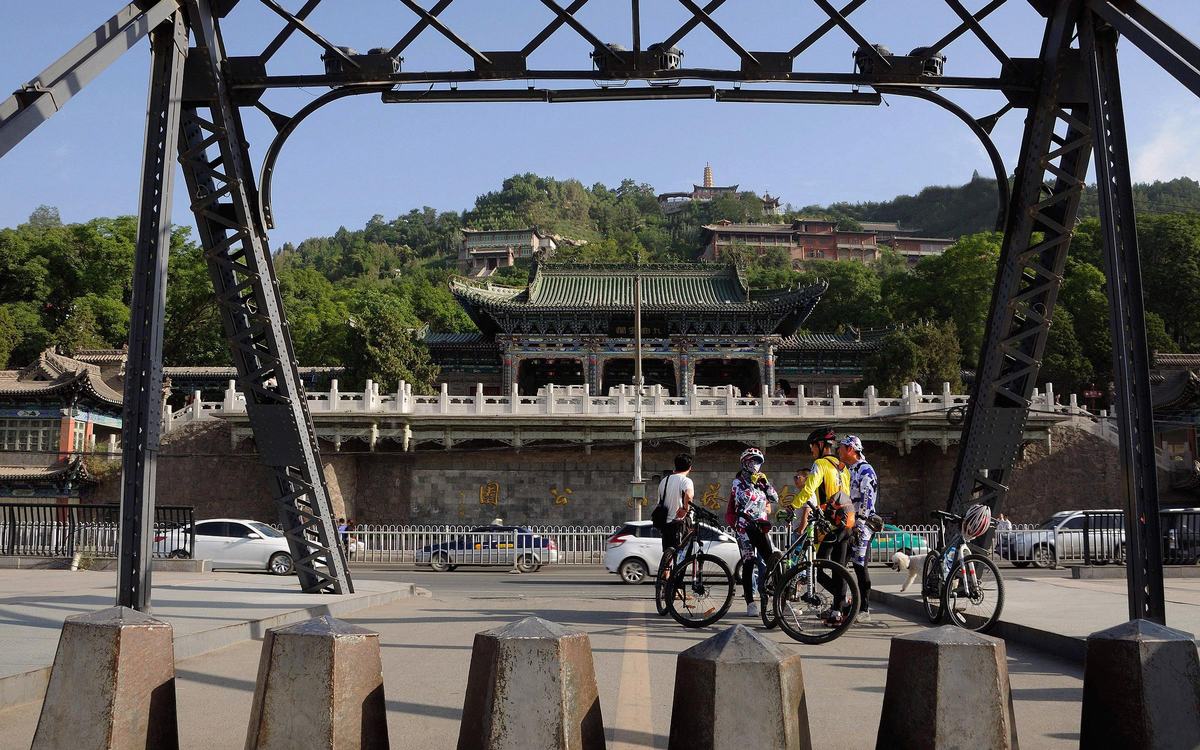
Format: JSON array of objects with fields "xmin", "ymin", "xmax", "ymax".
[{"xmin": 806, "ymin": 426, "xmax": 837, "ymax": 446}]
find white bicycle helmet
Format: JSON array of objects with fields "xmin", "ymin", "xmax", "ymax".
[
  {"xmin": 740, "ymin": 447, "xmax": 765, "ymax": 466},
  {"xmin": 961, "ymin": 504, "xmax": 993, "ymax": 541}
]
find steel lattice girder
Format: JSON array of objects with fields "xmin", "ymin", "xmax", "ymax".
[
  {"xmin": 948, "ymin": 0, "xmax": 1093, "ymax": 518},
  {"xmin": 175, "ymin": 0, "xmax": 352, "ymax": 595}
]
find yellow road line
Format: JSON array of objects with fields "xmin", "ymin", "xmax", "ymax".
[{"xmin": 611, "ymin": 598, "xmax": 654, "ymax": 749}]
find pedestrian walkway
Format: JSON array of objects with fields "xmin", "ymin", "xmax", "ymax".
[
  {"xmin": 0, "ymin": 569, "xmax": 419, "ymax": 709},
  {"xmin": 872, "ymin": 570, "xmax": 1200, "ymax": 660},
  {"xmin": 0, "ymin": 575, "xmax": 1085, "ymax": 749}
]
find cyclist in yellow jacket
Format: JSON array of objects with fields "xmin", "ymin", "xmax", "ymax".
[{"xmin": 792, "ymin": 426, "xmax": 856, "ymax": 625}]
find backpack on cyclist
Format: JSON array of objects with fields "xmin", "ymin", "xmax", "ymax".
[
  {"xmin": 817, "ymin": 456, "xmax": 855, "ymax": 528},
  {"xmin": 650, "ymin": 477, "xmax": 670, "ymax": 531}
]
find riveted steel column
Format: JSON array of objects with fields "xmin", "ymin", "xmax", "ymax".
[
  {"xmin": 116, "ymin": 10, "xmax": 188, "ymax": 611},
  {"xmin": 1081, "ymin": 11, "xmax": 1165, "ymax": 623}
]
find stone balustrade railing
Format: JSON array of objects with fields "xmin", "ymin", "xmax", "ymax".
[{"xmin": 166, "ymin": 378, "xmax": 1095, "ymax": 429}]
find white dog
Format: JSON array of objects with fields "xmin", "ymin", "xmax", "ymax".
[{"xmin": 890, "ymin": 551, "xmax": 928, "ymax": 592}]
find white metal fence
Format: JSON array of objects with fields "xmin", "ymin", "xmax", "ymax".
[{"xmin": 350, "ymin": 523, "xmax": 948, "ymax": 567}]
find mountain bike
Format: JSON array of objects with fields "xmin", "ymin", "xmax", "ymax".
[
  {"xmin": 661, "ymin": 504, "xmax": 736, "ymax": 628},
  {"xmin": 764, "ymin": 502, "xmax": 861, "ymax": 644},
  {"xmin": 921, "ymin": 509, "xmax": 1005, "ymax": 633}
]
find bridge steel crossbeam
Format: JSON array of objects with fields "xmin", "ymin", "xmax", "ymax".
[
  {"xmin": 175, "ymin": 0, "xmax": 352, "ymax": 594},
  {"xmin": 116, "ymin": 10, "xmax": 189, "ymax": 612},
  {"xmin": 1081, "ymin": 12, "xmax": 1166, "ymax": 623},
  {"xmin": 947, "ymin": 1, "xmax": 1092, "ymax": 517}
]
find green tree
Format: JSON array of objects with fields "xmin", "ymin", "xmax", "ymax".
[
  {"xmin": 898, "ymin": 233, "xmax": 1001, "ymax": 366},
  {"xmin": 163, "ymin": 229, "xmax": 227, "ymax": 366},
  {"xmin": 343, "ymin": 291, "xmax": 439, "ymax": 392},
  {"xmin": 53, "ymin": 303, "xmax": 107, "ymax": 354},
  {"xmin": 1060, "ymin": 259, "xmax": 1112, "ymax": 382},
  {"xmin": 793, "ymin": 260, "xmax": 887, "ymax": 330},
  {"xmin": 862, "ymin": 320, "xmax": 962, "ymax": 396},
  {"xmin": 1041, "ymin": 308, "xmax": 1093, "ymax": 393}
]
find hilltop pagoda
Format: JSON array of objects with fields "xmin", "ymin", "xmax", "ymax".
[{"xmin": 435, "ymin": 261, "xmax": 852, "ymax": 397}]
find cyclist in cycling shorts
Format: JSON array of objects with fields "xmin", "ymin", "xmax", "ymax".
[
  {"xmin": 726, "ymin": 447, "xmax": 782, "ymax": 617},
  {"xmin": 838, "ymin": 435, "xmax": 880, "ymax": 623},
  {"xmin": 792, "ymin": 427, "xmax": 856, "ymax": 626}
]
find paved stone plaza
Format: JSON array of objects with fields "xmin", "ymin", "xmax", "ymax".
[{"xmin": 0, "ymin": 567, "xmax": 1125, "ymax": 749}]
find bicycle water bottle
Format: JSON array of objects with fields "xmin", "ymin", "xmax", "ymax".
[{"xmin": 943, "ymin": 545, "xmax": 957, "ymax": 578}]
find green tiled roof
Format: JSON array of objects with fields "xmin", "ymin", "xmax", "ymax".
[
  {"xmin": 777, "ymin": 329, "xmax": 891, "ymax": 352},
  {"xmin": 449, "ymin": 262, "xmax": 825, "ymax": 336},
  {"xmin": 526, "ymin": 263, "xmax": 748, "ymax": 307}
]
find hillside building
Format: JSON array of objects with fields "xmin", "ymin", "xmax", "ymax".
[
  {"xmin": 458, "ymin": 227, "xmax": 557, "ymax": 276},
  {"xmin": 699, "ymin": 219, "xmax": 881, "ymax": 266}
]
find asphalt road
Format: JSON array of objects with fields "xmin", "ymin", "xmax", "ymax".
[
  {"xmin": 0, "ymin": 565, "xmax": 1085, "ymax": 749},
  {"xmin": 352, "ymin": 561, "xmax": 1073, "ymax": 596}
]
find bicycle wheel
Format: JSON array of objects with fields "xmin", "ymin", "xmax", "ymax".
[
  {"xmin": 921, "ymin": 551, "xmax": 944, "ymax": 623},
  {"xmin": 773, "ymin": 560, "xmax": 859, "ymax": 645},
  {"xmin": 666, "ymin": 553, "xmax": 734, "ymax": 628},
  {"xmin": 654, "ymin": 556, "xmax": 670, "ymax": 616},
  {"xmin": 943, "ymin": 554, "xmax": 1005, "ymax": 633},
  {"xmin": 759, "ymin": 568, "xmax": 779, "ymax": 630}
]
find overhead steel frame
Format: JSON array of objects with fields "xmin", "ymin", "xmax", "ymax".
[{"xmin": 1, "ymin": 0, "xmax": 1198, "ymax": 615}]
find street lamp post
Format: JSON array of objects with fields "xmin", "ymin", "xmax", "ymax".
[{"xmin": 632, "ymin": 268, "xmax": 645, "ymax": 520}]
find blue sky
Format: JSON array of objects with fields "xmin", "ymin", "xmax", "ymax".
[{"xmin": 1, "ymin": 1, "xmax": 1198, "ymax": 246}]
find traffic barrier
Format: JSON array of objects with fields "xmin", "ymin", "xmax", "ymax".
[
  {"xmin": 1080, "ymin": 619, "xmax": 1200, "ymax": 748},
  {"xmin": 32, "ymin": 606, "xmax": 178, "ymax": 750},
  {"xmin": 876, "ymin": 625, "xmax": 1018, "ymax": 749},
  {"xmin": 457, "ymin": 616, "xmax": 604, "ymax": 750},
  {"xmin": 667, "ymin": 624, "xmax": 811, "ymax": 750},
  {"xmin": 245, "ymin": 615, "xmax": 388, "ymax": 750}
]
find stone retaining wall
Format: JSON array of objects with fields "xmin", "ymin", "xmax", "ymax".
[{"xmin": 83, "ymin": 422, "xmax": 1192, "ymax": 526}]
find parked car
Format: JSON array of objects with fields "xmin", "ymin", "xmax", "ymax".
[
  {"xmin": 1162, "ymin": 508, "xmax": 1200, "ymax": 565},
  {"xmin": 165, "ymin": 518, "xmax": 294, "ymax": 575},
  {"xmin": 999, "ymin": 510, "xmax": 1126, "ymax": 568},
  {"xmin": 870, "ymin": 523, "xmax": 931, "ymax": 558},
  {"xmin": 604, "ymin": 520, "xmax": 741, "ymax": 584},
  {"xmin": 415, "ymin": 525, "xmax": 558, "ymax": 573}
]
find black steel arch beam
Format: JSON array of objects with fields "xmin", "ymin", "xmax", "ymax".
[{"xmin": 875, "ymin": 86, "xmax": 1011, "ymax": 232}]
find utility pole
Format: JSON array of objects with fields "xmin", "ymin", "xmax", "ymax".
[{"xmin": 632, "ymin": 268, "xmax": 645, "ymax": 521}]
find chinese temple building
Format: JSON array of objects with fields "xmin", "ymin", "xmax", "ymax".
[
  {"xmin": 0, "ymin": 349, "xmax": 120, "ymax": 501},
  {"xmin": 435, "ymin": 260, "xmax": 885, "ymax": 398}
]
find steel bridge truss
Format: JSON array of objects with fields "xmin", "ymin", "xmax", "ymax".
[{"xmin": 1, "ymin": 0, "xmax": 1198, "ymax": 618}]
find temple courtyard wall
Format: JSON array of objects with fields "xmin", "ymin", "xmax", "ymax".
[{"xmin": 83, "ymin": 421, "xmax": 1190, "ymax": 526}]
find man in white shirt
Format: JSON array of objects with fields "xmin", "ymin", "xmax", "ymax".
[{"xmin": 658, "ymin": 453, "xmax": 695, "ymax": 556}]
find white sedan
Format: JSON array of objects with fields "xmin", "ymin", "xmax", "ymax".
[
  {"xmin": 171, "ymin": 518, "xmax": 295, "ymax": 575},
  {"xmin": 604, "ymin": 520, "xmax": 742, "ymax": 584}
]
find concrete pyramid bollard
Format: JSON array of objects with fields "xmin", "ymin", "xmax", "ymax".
[
  {"xmin": 32, "ymin": 605, "xmax": 178, "ymax": 750},
  {"xmin": 245, "ymin": 615, "xmax": 389, "ymax": 750},
  {"xmin": 1080, "ymin": 618, "xmax": 1200, "ymax": 748},
  {"xmin": 667, "ymin": 624, "xmax": 811, "ymax": 750},
  {"xmin": 876, "ymin": 625, "xmax": 1018, "ymax": 750},
  {"xmin": 457, "ymin": 616, "xmax": 605, "ymax": 750}
]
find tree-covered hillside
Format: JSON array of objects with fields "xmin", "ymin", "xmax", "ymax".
[
  {"xmin": 2, "ymin": 172, "xmax": 1198, "ymax": 396},
  {"xmin": 810, "ymin": 174, "xmax": 1200, "ymax": 239}
]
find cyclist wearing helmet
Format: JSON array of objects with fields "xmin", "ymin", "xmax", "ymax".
[
  {"xmin": 792, "ymin": 427, "xmax": 856, "ymax": 625},
  {"xmin": 838, "ymin": 435, "xmax": 879, "ymax": 623},
  {"xmin": 728, "ymin": 447, "xmax": 781, "ymax": 617}
]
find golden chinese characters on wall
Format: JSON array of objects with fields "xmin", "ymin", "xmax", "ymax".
[
  {"xmin": 699, "ymin": 482, "xmax": 724, "ymax": 511},
  {"xmin": 550, "ymin": 486, "xmax": 572, "ymax": 505},
  {"xmin": 478, "ymin": 480, "xmax": 500, "ymax": 506}
]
